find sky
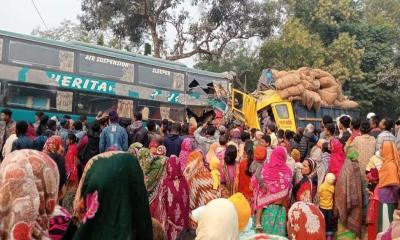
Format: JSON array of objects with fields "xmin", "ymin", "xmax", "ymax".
[{"xmin": 0, "ymin": 0, "xmax": 196, "ymax": 67}]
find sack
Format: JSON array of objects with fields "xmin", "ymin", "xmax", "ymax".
[
  {"xmin": 314, "ymin": 69, "xmax": 335, "ymax": 79},
  {"xmin": 276, "ymin": 70, "xmax": 288, "ymax": 79},
  {"xmin": 319, "ymin": 89, "xmax": 338, "ymax": 105},
  {"xmin": 301, "ymin": 80, "xmax": 313, "ymax": 90},
  {"xmin": 311, "ymin": 80, "xmax": 320, "ymax": 90},
  {"xmin": 319, "ymin": 77, "xmax": 337, "ymax": 88},
  {"xmin": 288, "ymin": 96, "xmax": 303, "ymax": 102},
  {"xmin": 302, "ymin": 90, "xmax": 321, "ymax": 110},
  {"xmin": 340, "ymin": 100, "xmax": 359, "ymax": 109},
  {"xmin": 275, "ymin": 73, "xmax": 301, "ymax": 90},
  {"xmin": 278, "ymin": 84, "xmax": 304, "ymax": 99}
]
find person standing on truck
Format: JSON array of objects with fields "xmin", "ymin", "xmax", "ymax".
[{"xmin": 266, "ymin": 123, "xmax": 278, "ymax": 149}]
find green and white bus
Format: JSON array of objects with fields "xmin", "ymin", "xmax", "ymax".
[{"xmin": 0, "ymin": 30, "xmax": 229, "ymax": 123}]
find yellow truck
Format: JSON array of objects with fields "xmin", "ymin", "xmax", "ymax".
[{"xmin": 231, "ymin": 88, "xmax": 360, "ymax": 132}]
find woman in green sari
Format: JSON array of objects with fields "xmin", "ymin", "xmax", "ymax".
[{"xmin": 66, "ymin": 151, "xmax": 152, "ymax": 240}]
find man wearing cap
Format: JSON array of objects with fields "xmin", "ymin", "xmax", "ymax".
[{"xmin": 99, "ymin": 111, "xmax": 128, "ymax": 153}]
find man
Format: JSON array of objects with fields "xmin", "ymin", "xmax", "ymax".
[
  {"xmin": 299, "ymin": 124, "xmax": 316, "ymax": 161},
  {"xmin": 11, "ymin": 121, "xmax": 33, "ymax": 151},
  {"xmin": 369, "ymin": 115, "xmax": 381, "ymax": 138},
  {"xmin": 57, "ymin": 118, "xmax": 70, "ymax": 146},
  {"xmin": 376, "ymin": 118, "xmax": 396, "ymax": 152},
  {"xmin": 79, "ymin": 115, "xmax": 88, "ymax": 132},
  {"xmin": 194, "ymin": 122, "xmax": 219, "ymax": 154},
  {"xmin": 127, "ymin": 112, "xmax": 149, "ymax": 147},
  {"xmin": 147, "ymin": 120, "xmax": 161, "ymax": 144},
  {"xmin": 46, "ymin": 119, "xmax": 57, "ymax": 137},
  {"xmin": 73, "ymin": 120, "xmax": 86, "ymax": 143},
  {"xmin": 266, "ymin": 123, "xmax": 278, "ymax": 149},
  {"xmin": 163, "ymin": 122, "xmax": 183, "ymax": 157},
  {"xmin": 0, "ymin": 109, "xmax": 16, "ymax": 154},
  {"xmin": 338, "ymin": 115, "xmax": 351, "ymax": 145},
  {"xmin": 320, "ymin": 115, "xmax": 334, "ymax": 140},
  {"xmin": 349, "ymin": 118, "xmax": 361, "ymax": 144},
  {"xmin": 99, "ymin": 111, "xmax": 128, "ymax": 152},
  {"xmin": 34, "ymin": 111, "xmax": 44, "ymax": 131}
]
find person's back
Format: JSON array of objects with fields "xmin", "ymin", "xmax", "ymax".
[
  {"xmin": 127, "ymin": 112, "xmax": 149, "ymax": 147},
  {"xmin": 11, "ymin": 121, "xmax": 33, "ymax": 152},
  {"xmin": 99, "ymin": 111, "xmax": 128, "ymax": 152},
  {"xmin": 163, "ymin": 123, "xmax": 183, "ymax": 157},
  {"xmin": 299, "ymin": 125, "xmax": 316, "ymax": 161}
]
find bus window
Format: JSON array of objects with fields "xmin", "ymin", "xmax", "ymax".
[
  {"xmin": 275, "ymin": 104, "xmax": 289, "ymax": 119},
  {"xmin": 169, "ymin": 106, "xmax": 185, "ymax": 122},
  {"xmin": 56, "ymin": 91, "xmax": 73, "ymax": 112},
  {"xmin": 136, "ymin": 100, "xmax": 161, "ymax": 120},
  {"xmin": 5, "ymin": 83, "xmax": 65, "ymax": 111},
  {"xmin": 77, "ymin": 93, "xmax": 118, "ymax": 115},
  {"xmin": 138, "ymin": 65, "xmax": 184, "ymax": 91},
  {"xmin": 8, "ymin": 40, "xmax": 74, "ymax": 72}
]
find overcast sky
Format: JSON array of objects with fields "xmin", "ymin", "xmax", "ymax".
[{"xmin": 0, "ymin": 0, "xmax": 195, "ymax": 66}]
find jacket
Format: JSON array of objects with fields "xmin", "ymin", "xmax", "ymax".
[
  {"xmin": 57, "ymin": 127, "xmax": 70, "ymax": 147},
  {"xmin": 99, "ymin": 123, "xmax": 128, "ymax": 153},
  {"xmin": 163, "ymin": 134, "xmax": 183, "ymax": 157},
  {"xmin": 299, "ymin": 132, "xmax": 316, "ymax": 161},
  {"xmin": 127, "ymin": 121, "xmax": 149, "ymax": 147},
  {"xmin": 11, "ymin": 135, "xmax": 33, "ymax": 152},
  {"xmin": 194, "ymin": 126, "xmax": 220, "ymax": 154}
]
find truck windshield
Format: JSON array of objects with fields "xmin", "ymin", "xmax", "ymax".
[{"xmin": 275, "ymin": 104, "xmax": 289, "ymax": 119}]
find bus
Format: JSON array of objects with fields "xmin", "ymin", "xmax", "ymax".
[{"xmin": 0, "ymin": 30, "xmax": 230, "ymax": 123}]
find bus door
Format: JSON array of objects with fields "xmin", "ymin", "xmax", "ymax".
[
  {"xmin": 271, "ymin": 102, "xmax": 296, "ymax": 132},
  {"xmin": 232, "ymin": 89, "xmax": 259, "ymax": 128}
]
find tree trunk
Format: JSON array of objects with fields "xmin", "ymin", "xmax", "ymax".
[{"xmin": 149, "ymin": 23, "xmax": 161, "ymax": 58}]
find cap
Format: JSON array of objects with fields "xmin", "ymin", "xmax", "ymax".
[{"xmin": 367, "ymin": 112, "xmax": 376, "ymax": 120}]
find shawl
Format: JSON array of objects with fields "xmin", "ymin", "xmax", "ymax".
[
  {"xmin": 158, "ymin": 156, "xmax": 190, "ymax": 240},
  {"xmin": 43, "ymin": 135, "xmax": 63, "ymax": 154},
  {"xmin": 49, "ymin": 205, "xmax": 71, "ymax": 240},
  {"xmin": 71, "ymin": 151, "xmax": 153, "ymax": 240},
  {"xmin": 256, "ymin": 147, "xmax": 292, "ymax": 209},
  {"xmin": 183, "ymin": 150, "xmax": 219, "ymax": 212},
  {"xmin": 128, "ymin": 142, "xmax": 144, "ymax": 157},
  {"xmin": 328, "ymin": 138, "xmax": 345, "ymax": 179},
  {"xmin": 178, "ymin": 138, "xmax": 193, "ymax": 172},
  {"xmin": 288, "ymin": 201, "xmax": 325, "ymax": 240},
  {"xmin": 146, "ymin": 154, "xmax": 168, "ymax": 205},
  {"xmin": 2, "ymin": 133, "xmax": 17, "ymax": 158},
  {"xmin": 334, "ymin": 157, "xmax": 363, "ymax": 237},
  {"xmin": 378, "ymin": 141, "xmax": 400, "ymax": 188},
  {"xmin": 137, "ymin": 148, "xmax": 152, "ymax": 173},
  {"xmin": 228, "ymin": 193, "xmax": 251, "ymax": 232},
  {"xmin": 0, "ymin": 150, "xmax": 59, "ymax": 239},
  {"xmin": 65, "ymin": 143, "xmax": 78, "ymax": 183},
  {"xmin": 195, "ymin": 199, "xmax": 239, "ymax": 240}
]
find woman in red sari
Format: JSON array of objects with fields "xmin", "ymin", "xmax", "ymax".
[
  {"xmin": 158, "ymin": 155, "xmax": 190, "ymax": 240},
  {"xmin": 65, "ymin": 133, "xmax": 78, "ymax": 186},
  {"xmin": 238, "ymin": 140, "xmax": 254, "ymax": 203}
]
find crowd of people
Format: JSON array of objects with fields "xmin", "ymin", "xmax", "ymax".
[{"xmin": 1, "ymin": 107, "xmax": 400, "ymax": 240}]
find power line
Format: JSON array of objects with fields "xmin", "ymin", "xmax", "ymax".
[{"xmin": 30, "ymin": 0, "xmax": 48, "ymax": 30}]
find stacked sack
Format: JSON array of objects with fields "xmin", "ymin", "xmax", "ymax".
[{"xmin": 272, "ymin": 67, "xmax": 358, "ymax": 110}]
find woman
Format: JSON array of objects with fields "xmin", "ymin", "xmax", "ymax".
[
  {"xmin": 257, "ymin": 146, "xmax": 293, "ymax": 236},
  {"xmin": 366, "ymin": 151, "xmax": 382, "ymax": 240},
  {"xmin": 328, "ymin": 138, "xmax": 346, "ymax": 179},
  {"xmin": 206, "ymin": 141, "xmax": 219, "ymax": 163},
  {"xmin": 378, "ymin": 141, "xmax": 400, "ymax": 233},
  {"xmin": 43, "ymin": 135, "xmax": 67, "ymax": 194},
  {"xmin": 334, "ymin": 149, "xmax": 363, "ymax": 239},
  {"xmin": 158, "ymin": 156, "xmax": 190, "ymax": 240},
  {"xmin": 0, "ymin": 150, "xmax": 59, "ymax": 239},
  {"xmin": 293, "ymin": 158, "xmax": 317, "ymax": 202},
  {"xmin": 220, "ymin": 144, "xmax": 239, "ymax": 197},
  {"xmin": 288, "ymin": 201, "xmax": 326, "ymax": 240},
  {"xmin": 178, "ymin": 138, "xmax": 193, "ymax": 171},
  {"xmin": 195, "ymin": 198, "xmax": 239, "ymax": 240},
  {"xmin": 183, "ymin": 150, "xmax": 219, "ymax": 219},
  {"xmin": 78, "ymin": 121, "xmax": 100, "ymax": 173},
  {"xmin": 69, "ymin": 151, "xmax": 153, "ymax": 239},
  {"xmin": 238, "ymin": 140, "xmax": 254, "ymax": 203}
]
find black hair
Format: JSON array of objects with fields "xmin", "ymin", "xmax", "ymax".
[
  {"xmin": 262, "ymin": 134, "xmax": 271, "ymax": 145},
  {"xmin": 245, "ymin": 140, "xmax": 254, "ymax": 177},
  {"xmin": 206, "ymin": 125, "xmax": 216, "ymax": 136},
  {"xmin": 36, "ymin": 115, "xmax": 50, "ymax": 136},
  {"xmin": 147, "ymin": 120, "xmax": 156, "ymax": 132},
  {"xmin": 322, "ymin": 115, "xmax": 334, "ymax": 125},
  {"xmin": 325, "ymin": 123, "xmax": 336, "ymax": 136},
  {"xmin": 267, "ymin": 123, "xmax": 276, "ymax": 133},
  {"xmin": 293, "ymin": 133, "xmax": 302, "ymax": 143},
  {"xmin": 1, "ymin": 109, "xmax": 12, "ymax": 117},
  {"xmin": 250, "ymin": 128, "xmax": 257, "ymax": 135},
  {"xmin": 181, "ymin": 123, "xmax": 189, "ymax": 135},
  {"xmin": 73, "ymin": 120, "xmax": 83, "ymax": 131},
  {"xmin": 240, "ymin": 132, "xmax": 251, "ymax": 142},
  {"xmin": 360, "ymin": 120, "xmax": 371, "ymax": 134},
  {"xmin": 219, "ymin": 135, "xmax": 228, "ymax": 146},
  {"xmin": 285, "ymin": 130, "xmax": 294, "ymax": 140},
  {"xmin": 339, "ymin": 115, "xmax": 351, "ymax": 128},
  {"xmin": 68, "ymin": 133, "xmax": 77, "ymax": 143},
  {"xmin": 47, "ymin": 120, "xmax": 57, "ymax": 131},
  {"xmin": 16, "ymin": 121, "xmax": 28, "ymax": 136},
  {"xmin": 35, "ymin": 111, "xmax": 44, "ymax": 118},
  {"xmin": 351, "ymin": 118, "xmax": 361, "ymax": 130},
  {"xmin": 383, "ymin": 118, "xmax": 394, "ymax": 131},
  {"xmin": 322, "ymin": 142, "xmax": 331, "ymax": 154},
  {"xmin": 170, "ymin": 122, "xmax": 181, "ymax": 133},
  {"xmin": 224, "ymin": 145, "xmax": 237, "ymax": 165},
  {"xmin": 63, "ymin": 115, "xmax": 71, "ymax": 120},
  {"xmin": 370, "ymin": 115, "xmax": 380, "ymax": 128},
  {"xmin": 277, "ymin": 129, "xmax": 285, "ymax": 139},
  {"xmin": 134, "ymin": 112, "xmax": 143, "ymax": 121}
]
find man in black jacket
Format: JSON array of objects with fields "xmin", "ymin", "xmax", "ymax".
[
  {"xmin": 11, "ymin": 121, "xmax": 33, "ymax": 152},
  {"xmin": 127, "ymin": 112, "xmax": 149, "ymax": 147}
]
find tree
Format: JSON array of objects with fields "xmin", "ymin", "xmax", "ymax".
[{"xmin": 79, "ymin": 0, "xmax": 281, "ymax": 60}]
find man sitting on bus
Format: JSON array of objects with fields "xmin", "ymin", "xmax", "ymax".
[{"xmin": 99, "ymin": 111, "xmax": 128, "ymax": 153}]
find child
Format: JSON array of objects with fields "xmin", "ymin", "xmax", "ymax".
[
  {"xmin": 65, "ymin": 133, "xmax": 79, "ymax": 186},
  {"xmin": 260, "ymin": 135, "xmax": 272, "ymax": 163},
  {"xmin": 321, "ymin": 141, "xmax": 331, "ymax": 172},
  {"xmin": 319, "ymin": 173, "xmax": 336, "ymax": 240},
  {"xmin": 250, "ymin": 145, "xmax": 267, "ymax": 231}
]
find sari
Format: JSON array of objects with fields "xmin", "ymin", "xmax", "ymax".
[
  {"xmin": 178, "ymin": 138, "xmax": 193, "ymax": 172},
  {"xmin": 65, "ymin": 143, "xmax": 78, "ymax": 183},
  {"xmin": 71, "ymin": 151, "xmax": 152, "ymax": 240},
  {"xmin": 288, "ymin": 201, "xmax": 326, "ymax": 240},
  {"xmin": 238, "ymin": 154, "xmax": 253, "ymax": 203},
  {"xmin": 49, "ymin": 205, "xmax": 71, "ymax": 240},
  {"xmin": 158, "ymin": 156, "xmax": 190, "ymax": 240},
  {"xmin": 0, "ymin": 150, "xmax": 59, "ymax": 239},
  {"xmin": 293, "ymin": 159, "xmax": 317, "ymax": 203},
  {"xmin": 43, "ymin": 135, "xmax": 67, "ymax": 191},
  {"xmin": 221, "ymin": 163, "xmax": 239, "ymax": 197},
  {"xmin": 328, "ymin": 138, "xmax": 345, "ymax": 179}
]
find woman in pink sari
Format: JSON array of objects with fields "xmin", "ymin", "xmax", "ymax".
[
  {"xmin": 328, "ymin": 138, "xmax": 345, "ymax": 179},
  {"xmin": 158, "ymin": 155, "xmax": 190, "ymax": 240},
  {"xmin": 178, "ymin": 138, "xmax": 193, "ymax": 171}
]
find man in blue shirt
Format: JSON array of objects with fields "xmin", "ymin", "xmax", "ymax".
[
  {"xmin": 11, "ymin": 121, "xmax": 33, "ymax": 152},
  {"xmin": 99, "ymin": 111, "xmax": 128, "ymax": 152}
]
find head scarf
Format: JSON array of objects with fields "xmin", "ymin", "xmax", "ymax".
[
  {"xmin": 72, "ymin": 151, "xmax": 153, "ymax": 239},
  {"xmin": 378, "ymin": 141, "xmax": 400, "ymax": 188},
  {"xmin": 228, "ymin": 193, "xmax": 251, "ymax": 232},
  {"xmin": 0, "ymin": 150, "xmax": 59, "ymax": 239},
  {"xmin": 43, "ymin": 135, "xmax": 63, "ymax": 154},
  {"xmin": 155, "ymin": 145, "xmax": 167, "ymax": 156},
  {"xmin": 179, "ymin": 138, "xmax": 193, "ymax": 171},
  {"xmin": 328, "ymin": 138, "xmax": 345, "ymax": 179},
  {"xmin": 128, "ymin": 142, "xmax": 143, "ymax": 157},
  {"xmin": 206, "ymin": 142, "xmax": 219, "ymax": 163},
  {"xmin": 254, "ymin": 146, "xmax": 267, "ymax": 162},
  {"xmin": 256, "ymin": 146, "xmax": 293, "ymax": 209},
  {"xmin": 196, "ymin": 198, "xmax": 239, "ymax": 240},
  {"xmin": 158, "ymin": 156, "xmax": 190, "ymax": 240},
  {"xmin": 137, "ymin": 148, "xmax": 152, "ymax": 173},
  {"xmin": 288, "ymin": 201, "xmax": 325, "ymax": 240},
  {"xmin": 149, "ymin": 139, "xmax": 159, "ymax": 155}
]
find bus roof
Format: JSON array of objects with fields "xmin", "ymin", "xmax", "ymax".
[{"xmin": 0, "ymin": 29, "xmax": 226, "ymax": 79}]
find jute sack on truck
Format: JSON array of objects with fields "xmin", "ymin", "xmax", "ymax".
[
  {"xmin": 340, "ymin": 100, "xmax": 359, "ymax": 109},
  {"xmin": 278, "ymin": 84, "xmax": 305, "ymax": 99},
  {"xmin": 313, "ymin": 69, "xmax": 335, "ymax": 79},
  {"xmin": 301, "ymin": 80, "xmax": 313, "ymax": 90},
  {"xmin": 302, "ymin": 90, "xmax": 322, "ymax": 110},
  {"xmin": 275, "ymin": 73, "xmax": 301, "ymax": 90},
  {"xmin": 319, "ymin": 89, "xmax": 338, "ymax": 105},
  {"xmin": 319, "ymin": 77, "xmax": 338, "ymax": 88}
]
